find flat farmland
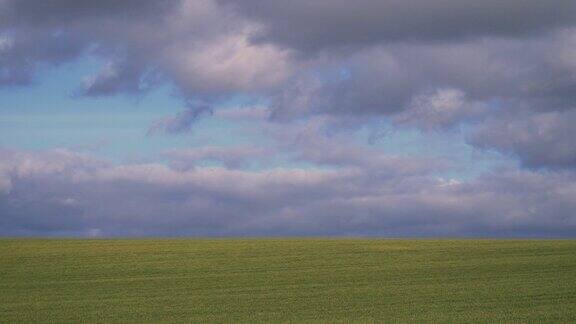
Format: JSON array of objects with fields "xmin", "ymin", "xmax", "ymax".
[{"xmin": 1, "ymin": 239, "xmax": 575, "ymax": 322}]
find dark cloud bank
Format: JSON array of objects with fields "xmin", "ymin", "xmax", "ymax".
[{"xmin": 1, "ymin": 0, "xmax": 576, "ymax": 236}]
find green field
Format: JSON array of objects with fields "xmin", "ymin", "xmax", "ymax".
[{"xmin": 1, "ymin": 239, "xmax": 575, "ymax": 323}]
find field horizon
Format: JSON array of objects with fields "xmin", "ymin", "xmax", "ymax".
[{"xmin": 2, "ymin": 239, "xmax": 575, "ymax": 322}]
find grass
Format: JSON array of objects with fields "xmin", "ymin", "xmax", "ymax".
[{"xmin": 1, "ymin": 239, "xmax": 575, "ymax": 323}]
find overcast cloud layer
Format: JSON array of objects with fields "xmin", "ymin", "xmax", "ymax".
[{"xmin": 1, "ymin": 0, "xmax": 576, "ymax": 237}]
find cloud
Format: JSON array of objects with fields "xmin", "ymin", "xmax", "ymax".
[
  {"xmin": 258, "ymin": 34, "xmax": 576, "ymax": 171},
  {"xmin": 269, "ymin": 33, "xmax": 576, "ymax": 117},
  {"xmin": 214, "ymin": 106, "xmax": 270, "ymax": 121},
  {"xmin": 264, "ymin": 116, "xmax": 453, "ymax": 174},
  {"xmin": 3, "ymin": 1, "xmax": 576, "ymax": 237},
  {"xmin": 148, "ymin": 104, "xmax": 212, "ymax": 135},
  {"xmin": 163, "ymin": 146, "xmax": 268, "ymax": 169},
  {"xmin": 1, "ymin": 148, "xmax": 575, "ymax": 237},
  {"xmin": 0, "ymin": 0, "xmax": 294, "ymax": 97},
  {"xmin": 3, "ymin": 1, "xmax": 576, "ymax": 150},
  {"xmin": 79, "ymin": 59, "xmax": 158, "ymax": 97},
  {"xmin": 0, "ymin": 0, "xmax": 175, "ymax": 86},
  {"xmin": 219, "ymin": 0, "xmax": 576, "ymax": 53},
  {"xmin": 164, "ymin": 33, "xmax": 291, "ymax": 97},
  {"xmin": 0, "ymin": 175, "xmax": 11, "ymax": 195},
  {"xmin": 392, "ymin": 88, "xmax": 489, "ymax": 131},
  {"xmin": 470, "ymin": 109, "xmax": 576, "ymax": 169}
]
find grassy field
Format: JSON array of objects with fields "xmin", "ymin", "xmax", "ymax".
[{"xmin": 1, "ymin": 239, "xmax": 575, "ymax": 323}]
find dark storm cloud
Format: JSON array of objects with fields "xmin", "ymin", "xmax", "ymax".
[
  {"xmin": 219, "ymin": 0, "xmax": 576, "ymax": 52},
  {"xmin": 1, "ymin": 149, "xmax": 575, "ymax": 237}
]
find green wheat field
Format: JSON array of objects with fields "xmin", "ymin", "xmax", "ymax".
[{"xmin": 1, "ymin": 239, "xmax": 575, "ymax": 323}]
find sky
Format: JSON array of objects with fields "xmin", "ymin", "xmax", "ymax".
[{"xmin": 1, "ymin": 0, "xmax": 576, "ymax": 237}]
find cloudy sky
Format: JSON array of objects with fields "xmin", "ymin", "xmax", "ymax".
[{"xmin": 1, "ymin": 0, "xmax": 576, "ymax": 237}]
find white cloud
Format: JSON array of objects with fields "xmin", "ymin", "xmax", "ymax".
[
  {"xmin": 167, "ymin": 33, "xmax": 292, "ymax": 95},
  {"xmin": 393, "ymin": 88, "xmax": 488, "ymax": 130}
]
